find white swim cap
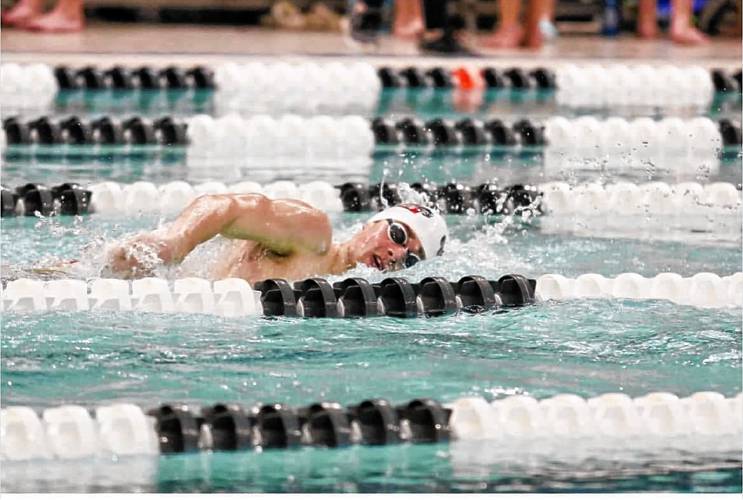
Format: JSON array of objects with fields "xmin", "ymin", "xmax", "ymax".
[{"xmin": 368, "ymin": 204, "xmax": 449, "ymax": 259}]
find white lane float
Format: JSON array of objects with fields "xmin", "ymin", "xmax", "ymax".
[
  {"xmin": 535, "ymin": 272, "xmax": 743, "ymax": 308},
  {"xmin": 2, "ymin": 391, "xmax": 740, "ymax": 461}
]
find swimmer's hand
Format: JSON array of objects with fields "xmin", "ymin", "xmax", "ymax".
[{"xmin": 105, "ymin": 233, "xmax": 177, "ymax": 278}]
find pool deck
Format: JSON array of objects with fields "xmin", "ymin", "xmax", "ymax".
[{"xmin": 2, "ymin": 23, "xmax": 741, "ymax": 68}]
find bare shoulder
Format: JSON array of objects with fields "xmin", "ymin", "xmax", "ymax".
[{"xmin": 231, "ymin": 194, "xmax": 328, "ymax": 221}]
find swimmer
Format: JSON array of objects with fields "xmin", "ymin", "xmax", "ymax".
[{"xmin": 105, "ymin": 194, "xmax": 448, "ymax": 283}]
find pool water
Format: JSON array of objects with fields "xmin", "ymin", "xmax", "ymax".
[
  {"xmin": 2, "ymin": 440, "xmax": 741, "ymax": 493},
  {"xmin": 1, "ymin": 86, "xmax": 742, "ymax": 493},
  {"xmin": 2, "ymin": 151, "xmax": 741, "ymax": 190},
  {"xmin": 2, "ymin": 211, "xmax": 741, "ymax": 279},
  {"xmin": 2, "ymin": 207, "xmax": 741, "ymax": 492},
  {"xmin": 3, "ymin": 288, "xmax": 740, "ymax": 407}
]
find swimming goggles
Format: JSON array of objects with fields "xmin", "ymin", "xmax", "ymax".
[{"xmin": 386, "ymin": 219, "xmax": 422, "ymax": 268}]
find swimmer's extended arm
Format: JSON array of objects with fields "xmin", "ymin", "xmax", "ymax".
[
  {"xmin": 143, "ymin": 194, "xmax": 332, "ymax": 264},
  {"xmin": 164, "ymin": 193, "xmax": 332, "ymax": 260}
]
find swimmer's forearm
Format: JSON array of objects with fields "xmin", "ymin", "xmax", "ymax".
[
  {"xmin": 107, "ymin": 195, "xmax": 243, "ymax": 274},
  {"xmin": 161, "ymin": 194, "xmax": 242, "ymax": 261}
]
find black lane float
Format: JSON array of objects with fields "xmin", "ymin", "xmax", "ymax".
[
  {"xmin": 2, "ymin": 183, "xmax": 91, "ymax": 217},
  {"xmin": 338, "ymin": 182, "xmax": 541, "ymax": 214},
  {"xmin": 54, "ymin": 65, "xmax": 215, "ymax": 90},
  {"xmin": 253, "ymin": 274, "xmax": 536, "ymax": 318},
  {"xmin": 2, "ymin": 115, "xmax": 188, "ymax": 147}
]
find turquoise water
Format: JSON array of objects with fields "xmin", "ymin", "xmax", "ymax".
[
  {"xmin": 3, "ymin": 295, "xmax": 740, "ymax": 408},
  {"xmin": 2, "ymin": 151, "xmax": 742, "ymax": 188},
  {"xmin": 1, "ymin": 91, "xmax": 742, "ymax": 492},
  {"xmin": 2, "ymin": 294, "xmax": 741, "ymax": 492},
  {"xmin": 2, "ymin": 209, "xmax": 741, "ymax": 492},
  {"xmin": 2, "ymin": 212, "xmax": 741, "ymax": 279},
  {"xmin": 1, "ymin": 442, "xmax": 741, "ymax": 493},
  {"xmin": 2, "ymin": 442, "xmax": 741, "ymax": 493}
]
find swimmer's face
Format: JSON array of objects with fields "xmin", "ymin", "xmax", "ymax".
[{"xmin": 352, "ymin": 220, "xmax": 424, "ymax": 271}]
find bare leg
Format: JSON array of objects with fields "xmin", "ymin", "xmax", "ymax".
[
  {"xmin": 543, "ymin": 0, "xmax": 554, "ymax": 20},
  {"xmin": 537, "ymin": 0, "xmax": 558, "ymax": 40},
  {"xmin": 637, "ymin": 0, "xmax": 658, "ymax": 38},
  {"xmin": 25, "ymin": 0, "xmax": 85, "ymax": 32},
  {"xmin": 669, "ymin": 0, "xmax": 709, "ymax": 44},
  {"xmin": 394, "ymin": 0, "xmax": 424, "ymax": 38},
  {"xmin": 523, "ymin": 0, "xmax": 547, "ymax": 48},
  {"xmin": 482, "ymin": 0, "xmax": 524, "ymax": 48},
  {"xmin": 2, "ymin": 0, "xmax": 44, "ymax": 27}
]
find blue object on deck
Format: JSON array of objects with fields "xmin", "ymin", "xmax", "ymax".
[{"xmin": 602, "ymin": 0, "xmax": 621, "ymax": 36}]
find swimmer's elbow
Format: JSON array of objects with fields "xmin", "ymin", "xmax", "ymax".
[
  {"xmin": 310, "ymin": 213, "xmax": 333, "ymax": 254},
  {"xmin": 189, "ymin": 193, "xmax": 235, "ymax": 213},
  {"xmin": 191, "ymin": 193, "xmax": 256, "ymax": 221}
]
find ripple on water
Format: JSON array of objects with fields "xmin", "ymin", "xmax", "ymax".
[
  {"xmin": 1, "ymin": 184, "xmax": 741, "ymax": 493},
  {"xmin": 2, "ymin": 299, "xmax": 739, "ymax": 408},
  {"xmin": 1, "ymin": 211, "xmax": 741, "ymax": 279}
]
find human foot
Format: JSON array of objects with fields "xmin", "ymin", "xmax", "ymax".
[
  {"xmin": 420, "ymin": 31, "xmax": 473, "ymax": 55},
  {"xmin": 270, "ymin": 0, "xmax": 306, "ymax": 30},
  {"xmin": 523, "ymin": 23, "xmax": 544, "ymax": 49},
  {"xmin": 481, "ymin": 25, "xmax": 524, "ymax": 48},
  {"xmin": 669, "ymin": 24, "xmax": 709, "ymax": 45},
  {"xmin": 1, "ymin": 0, "xmax": 43, "ymax": 27},
  {"xmin": 393, "ymin": 20, "xmax": 424, "ymax": 39},
  {"xmin": 25, "ymin": 8, "xmax": 84, "ymax": 32},
  {"xmin": 637, "ymin": 21, "xmax": 659, "ymax": 39}
]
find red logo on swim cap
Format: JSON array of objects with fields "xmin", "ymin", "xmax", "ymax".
[{"xmin": 399, "ymin": 203, "xmax": 433, "ymax": 218}]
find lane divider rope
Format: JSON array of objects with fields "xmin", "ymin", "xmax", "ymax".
[
  {"xmin": 1, "ymin": 64, "xmax": 214, "ymax": 93},
  {"xmin": 0, "ymin": 274, "xmax": 537, "ymax": 317},
  {"xmin": 2, "ymin": 272, "xmax": 740, "ymax": 315},
  {"xmin": 2, "ymin": 63, "xmax": 740, "ymax": 117},
  {"xmin": 2, "ymin": 391, "xmax": 740, "ymax": 461},
  {"xmin": 3, "ymin": 63, "xmax": 741, "ymax": 96},
  {"xmin": 2, "ymin": 116, "xmax": 739, "ymax": 155},
  {"xmin": 0, "ymin": 181, "xmax": 537, "ymax": 217},
  {"xmin": 2, "ymin": 181, "xmax": 739, "ymax": 218}
]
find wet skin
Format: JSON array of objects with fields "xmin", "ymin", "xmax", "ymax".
[{"xmin": 107, "ymin": 194, "xmax": 424, "ymax": 282}]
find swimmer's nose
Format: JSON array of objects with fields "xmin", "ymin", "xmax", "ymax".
[
  {"xmin": 388, "ymin": 248, "xmax": 403, "ymax": 258},
  {"xmin": 387, "ymin": 246, "xmax": 407, "ymax": 264}
]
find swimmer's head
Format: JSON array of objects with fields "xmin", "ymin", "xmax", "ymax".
[{"xmin": 348, "ymin": 204, "xmax": 448, "ymax": 271}]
